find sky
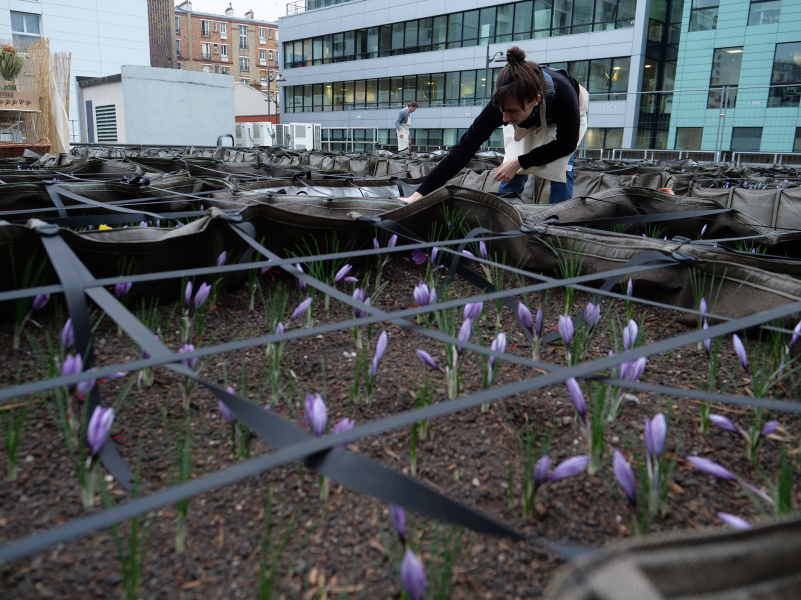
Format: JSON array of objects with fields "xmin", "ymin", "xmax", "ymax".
[{"xmin": 180, "ymin": 0, "xmax": 282, "ymax": 23}]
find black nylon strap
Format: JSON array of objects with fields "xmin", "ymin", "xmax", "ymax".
[
  {"xmin": 558, "ymin": 207, "xmax": 732, "ymax": 228},
  {"xmin": 42, "ymin": 181, "xmax": 68, "ymax": 218},
  {"xmin": 45, "ymin": 183, "xmax": 166, "ymax": 222}
]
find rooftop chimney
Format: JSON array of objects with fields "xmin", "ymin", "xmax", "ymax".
[
  {"xmin": 225, "ymin": 3, "xmax": 234, "ymax": 16},
  {"xmin": 179, "ymin": 0, "xmax": 193, "ymax": 11},
  {"xmin": 245, "ymin": 9, "xmax": 254, "ymax": 19}
]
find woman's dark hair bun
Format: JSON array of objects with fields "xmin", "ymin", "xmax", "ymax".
[{"xmin": 506, "ymin": 47, "xmax": 526, "ymax": 66}]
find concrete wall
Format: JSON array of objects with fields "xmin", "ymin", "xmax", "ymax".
[
  {"xmin": 670, "ymin": 0, "xmax": 801, "ymax": 152},
  {"xmin": 120, "ymin": 65, "xmax": 234, "ymax": 145},
  {"xmin": 81, "ymin": 78, "xmax": 127, "ymax": 143},
  {"xmin": 0, "ymin": 0, "xmax": 151, "ymax": 141}
]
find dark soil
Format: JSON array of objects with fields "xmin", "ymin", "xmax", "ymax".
[{"xmin": 1, "ymin": 256, "xmax": 799, "ymax": 600}]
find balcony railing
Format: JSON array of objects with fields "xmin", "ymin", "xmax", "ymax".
[
  {"xmin": 240, "ymin": 64, "xmax": 249, "ymax": 71},
  {"xmin": 202, "ymin": 53, "xmax": 211, "ymax": 60},
  {"xmin": 286, "ymin": 0, "xmax": 358, "ymax": 15}
]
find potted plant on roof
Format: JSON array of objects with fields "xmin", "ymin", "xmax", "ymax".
[{"xmin": 0, "ymin": 44, "xmax": 25, "ymax": 91}]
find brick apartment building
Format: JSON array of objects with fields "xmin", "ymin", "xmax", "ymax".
[
  {"xmin": 147, "ymin": 0, "xmax": 177, "ymax": 69},
  {"xmin": 175, "ymin": 2, "xmax": 280, "ymax": 108}
]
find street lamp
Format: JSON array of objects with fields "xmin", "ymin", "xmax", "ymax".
[{"xmin": 263, "ymin": 71, "xmax": 286, "ymax": 144}]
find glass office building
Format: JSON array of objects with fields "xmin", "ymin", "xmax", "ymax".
[{"xmin": 279, "ymin": 0, "xmax": 801, "ymax": 152}]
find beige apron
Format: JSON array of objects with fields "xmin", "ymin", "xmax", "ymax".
[
  {"xmin": 501, "ymin": 84, "xmax": 589, "ymax": 183},
  {"xmin": 397, "ymin": 110, "xmax": 411, "ymax": 151}
]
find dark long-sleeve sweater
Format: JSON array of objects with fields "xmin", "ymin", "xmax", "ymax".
[{"xmin": 416, "ymin": 67, "xmax": 580, "ymax": 196}]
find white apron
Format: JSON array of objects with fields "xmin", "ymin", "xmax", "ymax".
[
  {"xmin": 397, "ymin": 110, "xmax": 411, "ymax": 152},
  {"xmin": 501, "ymin": 78, "xmax": 589, "ymax": 183}
]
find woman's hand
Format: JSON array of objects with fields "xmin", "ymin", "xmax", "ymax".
[
  {"xmin": 494, "ymin": 159, "xmax": 521, "ymax": 183},
  {"xmin": 398, "ymin": 192, "xmax": 423, "ymax": 204},
  {"xmin": 398, "ymin": 132, "xmax": 404, "ymax": 139}
]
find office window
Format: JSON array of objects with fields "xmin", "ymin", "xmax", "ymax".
[
  {"xmin": 447, "ymin": 13, "xmax": 463, "ymax": 49},
  {"xmin": 239, "ymin": 25, "xmax": 248, "ymax": 49},
  {"xmin": 201, "ymin": 20, "xmax": 210, "ymax": 36},
  {"xmin": 768, "ymin": 41, "xmax": 801, "ymax": 107},
  {"xmin": 462, "ymin": 10, "xmax": 479, "ymax": 47},
  {"xmin": 795, "ymin": 128, "xmax": 801, "ymax": 152},
  {"xmin": 432, "ymin": 15, "xmax": 447, "ymax": 49},
  {"xmin": 585, "ymin": 127, "xmax": 624, "ymax": 148},
  {"xmin": 176, "ymin": 39, "xmax": 181, "ymax": 56},
  {"xmin": 404, "ymin": 21, "xmax": 418, "ymax": 50},
  {"xmin": 689, "ymin": 0, "xmax": 718, "ymax": 32},
  {"xmin": 221, "ymin": 45, "xmax": 228, "ymax": 60},
  {"xmin": 10, "ymin": 12, "xmax": 40, "ymax": 42},
  {"xmin": 748, "ymin": 0, "xmax": 781, "ymax": 25},
  {"xmin": 675, "ymin": 127, "xmax": 703, "ymax": 150},
  {"xmin": 708, "ymin": 47, "xmax": 743, "ymax": 108},
  {"xmin": 240, "ymin": 56, "xmax": 249, "ymax": 71},
  {"xmin": 259, "ymin": 27, "xmax": 266, "ymax": 41},
  {"xmin": 731, "ymin": 127, "xmax": 762, "ymax": 152},
  {"xmin": 479, "ymin": 7, "xmax": 496, "ymax": 44},
  {"xmin": 496, "ymin": 5, "xmax": 514, "ymax": 42},
  {"xmin": 175, "ymin": 16, "xmax": 180, "ymax": 34},
  {"xmin": 221, "ymin": 23, "xmax": 228, "ymax": 38},
  {"xmin": 552, "ymin": 0, "xmax": 573, "ymax": 35},
  {"xmin": 202, "ymin": 42, "xmax": 211, "ymax": 60},
  {"xmin": 260, "ymin": 50, "xmax": 266, "ymax": 65}
]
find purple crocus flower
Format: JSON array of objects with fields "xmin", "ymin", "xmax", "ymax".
[
  {"xmin": 413, "ymin": 282, "xmax": 430, "ymax": 307},
  {"xmin": 390, "ymin": 504, "xmax": 406, "ymax": 543},
  {"xmin": 456, "ymin": 318, "xmax": 473, "ymax": 355},
  {"xmin": 790, "ymin": 320, "xmax": 801, "ymax": 347},
  {"xmin": 217, "ymin": 251, "xmax": 227, "ymax": 267},
  {"xmin": 305, "ymin": 393, "xmax": 327, "ymax": 436},
  {"xmin": 623, "ymin": 320, "xmax": 638, "ymax": 351},
  {"xmin": 566, "ymin": 377, "xmax": 587, "ymax": 422},
  {"xmin": 613, "ymin": 450, "xmax": 636, "ymax": 507},
  {"xmin": 334, "ymin": 264, "xmax": 352, "ymax": 283},
  {"xmin": 87, "ymin": 406, "xmax": 115, "ymax": 457},
  {"xmin": 388, "ymin": 235, "xmax": 398, "ymax": 248},
  {"xmin": 194, "ymin": 282, "xmax": 212, "ymax": 309},
  {"xmin": 295, "ymin": 263, "xmax": 307, "ymax": 295},
  {"xmin": 700, "ymin": 297, "xmax": 707, "ymax": 317},
  {"xmin": 558, "ymin": 315, "xmax": 574, "ymax": 346},
  {"xmin": 415, "ymin": 349, "xmax": 442, "ymax": 372},
  {"xmin": 369, "ymin": 330, "xmax": 388, "ymax": 378},
  {"xmin": 645, "ymin": 413, "xmax": 667, "ymax": 460},
  {"xmin": 762, "ymin": 421, "xmax": 779, "ymax": 436},
  {"xmin": 626, "ymin": 279, "xmax": 633, "ymax": 297},
  {"xmin": 584, "ymin": 302, "xmax": 601, "ymax": 329},
  {"xmin": 411, "ymin": 249, "xmax": 427, "ymax": 265},
  {"xmin": 62, "ymin": 353, "xmax": 83, "ymax": 388},
  {"xmin": 489, "ymin": 332, "xmax": 506, "ymax": 370},
  {"xmin": 718, "ymin": 512, "xmax": 751, "ymax": 530},
  {"xmin": 275, "ymin": 322, "xmax": 285, "ymax": 336},
  {"xmin": 625, "ymin": 356, "xmax": 647, "ymax": 382},
  {"xmin": 533, "ymin": 455, "xmax": 551, "ymax": 488},
  {"xmin": 353, "ymin": 287, "xmax": 368, "ymax": 318},
  {"xmin": 479, "ymin": 241, "xmax": 488, "ymax": 261},
  {"xmin": 462, "ymin": 250, "xmax": 474, "ymax": 259},
  {"xmin": 289, "ymin": 297, "xmax": 313, "ymax": 321},
  {"xmin": 61, "ymin": 318, "xmax": 74, "ymax": 349},
  {"xmin": 430, "ymin": 247, "xmax": 439, "ymax": 264},
  {"xmin": 548, "ymin": 455, "xmax": 590, "ymax": 483},
  {"xmin": 687, "ymin": 456, "xmax": 737, "ymax": 480},
  {"xmin": 184, "ymin": 281, "xmax": 193, "ymax": 307},
  {"xmin": 219, "ymin": 388, "xmax": 235, "ymax": 424},
  {"xmin": 534, "ymin": 308, "xmax": 543, "ymax": 337},
  {"xmin": 344, "ymin": 276, "xmax": 358, "ymax": 283},
  {"xmin": 32, "ymin": 293, "xmax": 50, "ymax": 312},
  {"xmin": 700, "ymin": 224, "xmax": 707, "ymax": 238},
  {"xmin": 401, "ymin": 549, "xmax": 427, "ymax": 600},
  {"xmin": 114, "ymin": 281, "xmax": 132, "ymax": 299},
  {"xmin": 710, "ymin": 414, "xmax": 739, "ymax": 434},
  {"xmin": 732, "ymin": 334, "xmax": 749, "ymax": 374},
  {"xmin": 333, "ymin": 418, "xmax": 355, "ymax": 448},
  {"xmin": 703, "ymin": 321, "xmax": 711, "ymax": 356},
  {"xmin": 518, "ymin": 303, "xmax": 533, "ymax": 334},
  {"xmin": 179, "ymin": 343, "xmax": 198, "ymax": 370},
  {"xmin": 463, "ymin": 301, "xmax": 482, "ymax": 321},
  {"xmin": 76, "ymin": 368, "xmax": 97, "ymax": 400}
]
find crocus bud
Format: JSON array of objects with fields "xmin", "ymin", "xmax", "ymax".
[
  {"xmin": 647, "ymin": 413, "xmax": 667, "ymax": 460},
  {"xmin": 790, "ymin": 320, "xmax": 801, "ymax": 347},
  {"xmin": 518, "ymin": 303, "xmax": 533, "ymax": 333},
  {"xmin": 687, "ymin": 456, "xmax": 737, "ymax": 480},
  {"xmin": 32, "ymin": 293, "xmax": 50, "ymax": 312},
  {"xmin": 614, "ymin": 450, "xmax": 636, "ymax": 507},
  {"xmin": 76, "ymin": 368, "xmax": 97, "ymax": 401},
  {"xmin": 179, "ymin": 343, "xmax": 198, "ymax": 370},
  {"xmin": 464, "ymin": 301, "xmax": 482, "ymax": 321},
  {"xmin": 415, "ymin": 349, "xmax": 442, "ymax": 372},
  {"xmin": 62, "ymin": 353, "xmax": 83, "ymax": 389},
  {"xmin": 558, "ymin": 315, "xmax": 574, "ymax": 346},
  {"xmin": 700, "ymin": 297, "xmax": 707, "ymax": 317},
  {"xmin": 184, "ymin": 281, "xmax": 193, "ymax": 307},
  {"xmin": 334, "ymin": 264, "xmax": 352, "ymax": 283},
  {"xmin": 626, "ymin": 279, "xmax": 633, "ymax": 297},
  {"xmin": 548, "ymin": 455, "xmax": 590, "ymax": 483},
  {"xmin": 702, "ymin": 321, "xmax": 711, "ymax": 355},
  {"xmin": 387, "ymin": 235, "xmax": 397, "ymax": 248},
  {"xmin": 114, "ymin": 282, "xmax": 132, "ymax": 299},
  {"xmin": 373, "ymin": 238, "xmax": 380, "ymax": 250},
  {"xmin": 333, "ymin": 418, "xmax": 355, "ymax": 448},
  {"xmin": 217, "ymin": 251, "xmax": 227, "ymax": 267},
  {"xmin": 584, "ymin": 302, "xmax": 601, "ymax": 328},
  {"xmin": 390, "ymin": 504, "xmax": 406, "ymax": 543},
  {"xmin": 305, "ymin": 393, "xmax": 327, "ymax": 436},
  {"xmin": 61, "ymin": 318, "xmax": 75, "ymax": 349},
  {"xmin": 275, "ymin": 322, "xmax": 284, "ymax": 336},
  {"xmin": 218, "ymin": 398, "xmax": 235, "ymax": 424},
  {"xmin": 413, "ymin": 282, "xmax": 430, "ymax": 307},
  {"xmin": 533, "ymin": 455, "xmax": 551, "ymax": 488},
  {"xmin": 289, "ymin": 297, "xmax": 313, "ymax": 321},
  {"xmin": 623, "ymin": 320, "xmax": 638, "ymax": 351},
  {"xmin": 456, "ymin": 318, "xmax": 472, "ymax": 355},
  {"xmin": 732, "ymin": 334, "xmax": 749, "ymax": 374},
  {"xmin": 489, "ymin": 332, "xmax": 506, "ymax": 369},
  {"xmin": 87, "ymin": 406, "xmax": 115, "ymax": 457},
  {"xmin": 194, "ymin": 282, "xmax": 212, "ymax": 309},
  {"xmin": 479, "ymin": 241, "xmax": 488, "ymax": 261},
  {"xmin": 400, "ymin": 549, "xmax": 427, "ymax": 600},
  {"xmin": 370, "ymin": 330, "xmax": 388, "ymax": 378},
  {"xmin": 762, "ymin": 421, "xmax": 779, "ymax": 436},
  {"xmin": 566, "ymin": 377, "xmax": 586, "ymax": 420},
  {"xmin": 718, "ymin": 512, "xmax": 751, "ymax": 530},
  {"xmin": 709, "ymin": 414, "xmax": 739, "ymax": 434},
  {"xmin": 534, "ymin": 308, "xmax": 543, "ymax": 337}
]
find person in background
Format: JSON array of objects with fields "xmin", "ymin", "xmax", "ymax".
[
  {"xmin": 399, "ymin": 47, "xmax": 588, "ymax": 204},
  {"xmin": 395, "ymin": 100, "xmax": 418, "ymax": 153}
]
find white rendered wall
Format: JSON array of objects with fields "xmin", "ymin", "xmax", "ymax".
[
  {"xmin": 81, "ymin": 78, "xmax": 126, "ymax": 143},
  {"xmin": 0, "ymin": 0, "xmax": 151, "ymax": 141}
]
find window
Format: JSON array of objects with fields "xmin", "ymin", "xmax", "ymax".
[
  {"xmin": 202, "ymin": 65, "xmax": 212, "ymax": 73},
  {"xmin": 275, "ymin": 30, "xmax": 279, "ymax": 41},
  {"xmin": 221, "ymin": 45, "xmax": 228, "ymax": 60},
  {"xmin": 222, "ymin": 67, "xmax": 229, "ymax": 74},
  {"xmin": 214, "ymin": 44, "xmax": 218, "ymax": 54},
  {"xmin": 269, "ymin": 50, "xmax": 273, "ymax": 60},
  {"xmin": 260, "ymin": 50, "xmax": 266, "ymax": 65},
  {"xmin": 731, "ymin": 127, "xmax": 762, "ymax": 152},
  {"xmin": 201, "ymin": 20, "xmax": 210, "ymax": 37},
  {"xmin": 214, "ymin": 22, "xmax": 218, "ymax": 32},
  {"xmin": 675, "ymin": 127, "xmax": 704, "ymax": 150},
  {"xmin": 202, "ymin": 42, "xmax": 211, "ymax": 60},
  {"xmin": 689, "ymin": 0, "xmax": 718, "ymax": 32},
  {"xmin": 176, "ymin": 39, "xmax": 181, "ymax": 56},
  {"xmin": 175, "ymin": 16, "xmax": 180, "ymax": 34},
  {"xmin": 240, "ymin": 56, "xmax": 249, "ymax": 71},
  {"xmin": 768, "ymin": 42, "xmax": 801, "ymax": 107},
  {"xmin": 748, "ymin": 0, "xmax": 781, "ymax": 25},
  {"xmin": 708, "ymin": 47, "xmax": 743, "ymax": 108},
  {"xmin": 269, "ymin": 28, "xmax": 273, "ymax": 39},
  {"xmin": 585, "ymin": 128, "xmax": 624, "ymax": 148},
  {"xmin": 241, "ymin": 78, "xmax": 250, "ymax": 85},
  {"xmin": 221, "ymin": 23, "xmax": 228, "ymax": 39},
  {"xmin": 10, "ymin": 12, "xmax": 40, "ymax": 42},
  {"xmin": 239, "ymin": 25, "xmax": 248, "ymax": 49},
  {"xmin": 795, "ymin": 128, "xmax": 801, "ymax": 152},
  {"xmin": 259, "ymin": 27, "xmax": 266, "ymax": 41}
]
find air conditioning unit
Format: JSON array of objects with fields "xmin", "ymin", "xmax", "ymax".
[
  {"xmin": 275, "ymin": 124, "xmax": 291, "ymax": 147},
  {"xmin": 285, "ymin": 122, "xmax": 321, "ymax": 150},
  {"xmin": 234, "ymin": 122, "xmax": 254, "ymax": 148},
  {"xmin": 251, "ymin": 123, "xmax": 275, "ymax": 147}
]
